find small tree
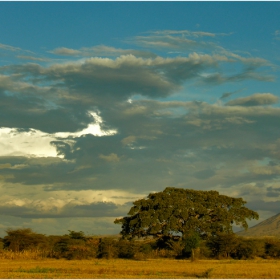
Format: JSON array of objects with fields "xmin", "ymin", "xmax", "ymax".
[
  {"xmin": 97, "ymin": 238, "xmax": 118, "ymax": 259},
  {"xmin": 183, "ymin": 231, "xmax": 201, "ymax": 261},
  {"xmin": 68, "ymin": 230, "xmax": 86, "ymax": 240},
  {"xmin": 3, "ymin": 228, "xmax": 47, "ymax": 252},
  {"xmin": 207, "ymin": 232, "xmax": 239, "ymax": 259},
  {"xmin": 265, "ymin": 238, "xmax": 280, "ymax": 258}
]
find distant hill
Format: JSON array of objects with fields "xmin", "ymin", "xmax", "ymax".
[{"xmin": 237, "ymin": 213, "xmax": 280, "ymax": 237}]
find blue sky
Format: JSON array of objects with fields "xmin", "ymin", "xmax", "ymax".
[{"xmin": 0, "ymin": 2, "xmax": 280, "ymax": 236}]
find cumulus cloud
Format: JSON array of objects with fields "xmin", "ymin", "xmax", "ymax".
[
  {"xmin": 0, "ymin": 112, "xmax": 116, "ymax": 158},
  {"xmin": 0, "ymin": 30, "xmax": 279, "ymax": 234}
]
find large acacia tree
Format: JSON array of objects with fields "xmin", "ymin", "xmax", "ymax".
[{"xmin": 114, "ymin": 187, "xmax": 259, "ymax": 239}]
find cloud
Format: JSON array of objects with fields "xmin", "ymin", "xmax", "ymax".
[
  {"xmin": 274, "ymin": 30, "xmax": 280, "ymax": 40},
  {"xmin": 220, "ymin": 88, "xmax": 246, "ymax": 100},
  {"xmin": 0, "ymin": 201, "xmax": 127, "ymax": 219},
  {"xmin": 225, "ymin": 93, "xmax": 278, "ymax": 106},
  {"xmin": 0, "ymin": 112, "xmax": 115, "ymax": 158},
  {"xmin": 0, "ymin": 185, "xmax": 139, "ymax": 220},
  {"xmin": 50, "ymin": 45, "xmax": 157, "ymax": 58},
  {"xmin": 50, "ymin": 47, "xmax": 82, "ymax": 56},
  {"xmin": 0, "ymin": 43, "xmax": 21, "ymax": 52},
  {"xmin": 0, "ymin": 29, "xmax": 279, "ymax": 234},
  {"xmin": 130, "ymin": 30, "xmax": 232, "ymax": 52},
  {"xmin": 17, "ymin": 55, "xmax": 49, "ymax": 62},
  {"xmin": 247, "ymin": 200, "xmax": 280, "ymax": 213},
  {"xmin": 99, "ymin": 153, "xmax": 120, "ymax": 162},
  {"xmin": 149, "ymin": 30, "xmax": 232, "ymax": 37}
]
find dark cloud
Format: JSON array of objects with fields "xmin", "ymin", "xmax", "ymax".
[
  {"xmin": 226, "ymin": 93, "xmax": 278, "ymax": 107},
  {"xmin": 247, "ymin": 200, "xmax": 280, "ymax": 213},
  {"xmin": 194, "ymin": 169, "xmax": 216, "ymax": 180},
  {"xmin": 220, "ymin": 88, "xmax": 246, "ymax": 100},
  {"xmin": 266, "ymin": 186, "xmax": 280, "ymax": 197},
  {"xmin": 0, "ymin": 30, "xmax": 279, "ymax": 230},
  {"xmin": 0, "ymin": 201, "xmax": 129, "ymax": 219}
]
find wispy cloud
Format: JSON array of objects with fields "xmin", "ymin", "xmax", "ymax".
[
  {"xmin": 274, "ymin": 30, "xmax": 280, "ymax": 40},
  {"xmin": 50, "ymin": 45, "xmax": 156, "ymax": 58},
  {"xmin": 128, "ymin": 29, "xmax": 232, "ymax": 52},
  {"xmin": 17, "ymin": 55, "xmax": 49, "ymax": 62},
  {"xmin": 0, "ymin": 43, "xmax": 21, "ymax": 52}
]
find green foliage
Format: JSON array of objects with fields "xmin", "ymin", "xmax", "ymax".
[
  {"xmin": 115, "ymin": 187, "xmax": 259, "ymax": 240},
  {"xmin": 265, "ymin": 238, "xmax": 280, "ymax": 258},
  {"xmin": 197, "ymin": 240, "xmax": 212, "ymax": 259},
  {"xmin": 97, "ymin": 238, "xmax": 118, "ymax": 259},
  {"xmin": 67, "ymin": 230, "xmax": 86, "ymax": 240},
  {"xmin": 3, "ymin": 228, "xmax": 48, "ymax": 252},
  {"xmin": 207, "ymin": 232, "xmax": 239, "ymax": 259},
  {"xmin": 235, "ymin": 239, "xmax": 254, "ymax": 259},
  {"xmin": 0, "ymin": 238, "xmax": 3, "ymax": 250},
  {"xmin": 183, "ymin": 232, "xmax": 201, "ymax": 260},
  {"xmin": 184, "ymin": 232, "xmax": 201, "ymax": 253},
  {"xmin": 52, "ymin": 233, "xmax": 97, "ymax": 259},
  {"xmin": 139, "ymin": 242, "xmax": 154, "ymax": 255},
  {"xmin": 3, "ymin": 226, "xmax": 280, "ymax": 261},
  {"xmin": 166, "ymin": 239, "xmax": 185, "ymax": 258},
  {"xmin": 116, "ymin": 239, "xmax": 137, "ymax": 259}
]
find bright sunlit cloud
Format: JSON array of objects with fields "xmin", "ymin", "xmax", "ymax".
[{"xmin": 0, "ymin": 112, "xmax": 117, "ymax": 158}]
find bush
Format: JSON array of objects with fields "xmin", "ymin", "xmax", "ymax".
[
  {"xmin": 196, "ymin": 240, "xmax": 212, "ymax": 259},
  {"xmin": 97, "ymin": 238, "xmax": 118, "ymax": 259},
  {"xmin": 166, "ymin": 239, "xmax": 184, "ymax": 258},
  {"xmin": 183, "ymin": 232, "xmax": 201, "ymax": 261},
  {"xmin": 207, "ymin": 232, "xmax": 239, "ymax": 259},
  {"xmin": 117, "ymin": 239, "xmax": 137, "ymax": 259},
  {"xmin": 52, "ymin": 232, "xmax": 98, "ymax": 259},
  {"xmin": 235, "ymin": 239, "xmax": 255, "ymax": 259},
  {"xmin": 234, "ymin": 238, "xmax": 265, "ymax": 259},
  {"xmin": 265, "ymin": 238, "xmax": 280, "ymax": 258},
  {"xmin": 3, "ymin": 228, "xmax": 48, "ymax": 252},
  {"xmin": 67, "ymin": 230, "xmax": 86, "ymax": 240}
]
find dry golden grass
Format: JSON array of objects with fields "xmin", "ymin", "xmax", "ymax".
[{"xmin": 0, "ymin": 257, "xmax": 280, "ymax": 278}]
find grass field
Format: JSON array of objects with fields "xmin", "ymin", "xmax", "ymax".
[{"xmin": 0, "ymin": 258, "xmax": 280, "ymax": 278}]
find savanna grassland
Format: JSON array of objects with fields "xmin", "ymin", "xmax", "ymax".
[
  {"xmin": 0, "ymin": 257, "xmax": 280, "ymax": 279},
  {"xmin": 2, "ymin": 228, "xmax": 280, "ymax": 278}
]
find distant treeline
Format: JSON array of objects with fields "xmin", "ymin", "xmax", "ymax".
[{"xmin": 1, "ymin": 228, "xmax": 280, "ymax": 260}]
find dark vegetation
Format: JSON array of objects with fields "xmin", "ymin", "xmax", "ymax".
[
  {"xmin": 1, "ymin": 228, "xmax": 280, "ymax": 260},
  {"xmin": 115, "ymin": 187, "xmax": 259, "ymax": 240},
  {"xmin": 0, "ymin": 187, "xmax": 278, "ymax": 260}
]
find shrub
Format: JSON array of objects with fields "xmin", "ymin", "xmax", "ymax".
[
  {"xmin": 207, "ymin": 232, "xmax": 239, "ymax": 259},
  {"xmin": 234, "ymin": 238, "xmax": 265, "ymax": 259},
  {"xmin": 97, "ymin": 238, "xmax": 118, "ymax": 259},
  {"xmin": 117, "ymin": 239, "xmax": 137, "ymax": 259},
  {"xmin": 52, "ymin": 233, "xmax": 98, "ymax": 260},
  {"xmin": 166, "ymin": 239, "xmax": 184, "ymax": 258},
  {"xmin": 265, "ymin": 238, "xmax": 280, "ymax": 258},
  {"xmin": 3, "ymin": 228, "xmax": 48, "ymax": 252},
  {"xmin": 183, "ymin": 232, "xmax": 201, "ymax": 261}
]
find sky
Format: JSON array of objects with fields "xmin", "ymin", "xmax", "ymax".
[{"xmin": 0, "ymin": 1, "xmax": 280, "ymax": 237}]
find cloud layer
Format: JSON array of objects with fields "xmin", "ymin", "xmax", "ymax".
[{"xmin": 0, "ymin": 29, "xmax": 279, "ymax": 236}]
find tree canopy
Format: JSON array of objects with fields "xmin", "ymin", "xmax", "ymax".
[{"xmin": 114, "ymin": 187, "xmax": 259, "ymax": 239}]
